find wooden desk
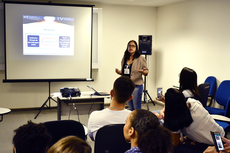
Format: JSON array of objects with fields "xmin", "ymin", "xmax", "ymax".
[
  {"xmin": 56, "ymin": 92, "xmax": 110, "ymax": 120},
  {"xmin": 0, "ymin": 107, "xmax": 11, "ymax": 122}
]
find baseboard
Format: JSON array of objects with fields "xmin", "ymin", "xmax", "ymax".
[{"xmin": 11, "ymin": 106, "xmax": 57, "ymax": 111}]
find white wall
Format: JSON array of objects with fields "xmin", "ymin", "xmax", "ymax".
[
  {"xmin": 5, "ymin": 0, "xmax": 230, "ymax": 109},
  {"xmin": 0, "ymin": 4, "xmax": 157, "ymax": 109},
  {"xmin": 156, "ymin": 0, "xmax": 230, "ymax": 95},
  {"xmin": 95, "ymin": 4, "xmax": 157, "ymax": 101}
]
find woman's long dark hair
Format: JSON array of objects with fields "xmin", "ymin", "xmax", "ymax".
[
  {"xmin": 123, "ymin": 40, "xmax": 141, "ymax": 61},
  {"xmin": 179, "ymin": 67, "xmax": 200, "ymax": 98},
  {"xmin": 164, "ymin": 88, "xmax": 193, "ymax": 132},
  {"xmin": 130, "ymin": 109, "xmax": 173, "ymax": 153}
]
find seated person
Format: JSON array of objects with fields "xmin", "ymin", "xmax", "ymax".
[
  {"xmin": 12, "ymin": 120, "xmax": 51, "ymax": 153},
  {"xmin": 154, "ymin": 67, "xmax": 204, "ymax": 122},
  {"xmin": 164, "ymin": 88, "xmax": 224, "ymax": 153},
  {"xmin": 87, "ymin": 76, "xmax": 135, "ymax": 141},
  {"xmin": 123, "ymin": 109, "xmax": 173, "ymax": 153},
  {"xmin": 47, "ymin": 135, "xmax": 91, "ymax": 153}
]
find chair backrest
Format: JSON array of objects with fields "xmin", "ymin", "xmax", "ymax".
[
  {"xmin": 198, "ymin": 83, "xmax": 210, "ymax": 108},
  {"xmin": 204, "ymin": 76, "xmax": 217, "ymax": 98},
  {"xmin": 94, "ymin": 124, "xmax": 131, "ymax": 153},
  {"xmin": 44, "ymin": 120, "xmax": 86, "ymax": 147},
  {"xmin": 215, "ymin": 80, "xmax": 230, "ymax": 107},
  {"xmin": 224, "ymin": 97, "xmax": 230, "ymax": 117}
]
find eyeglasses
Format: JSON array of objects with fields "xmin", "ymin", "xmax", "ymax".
[{"xmin": 128, "ymin": 45, "xmax": 136, "ymax": 48}]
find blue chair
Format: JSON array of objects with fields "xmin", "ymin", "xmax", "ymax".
[
  {"xmin": 204, "ymin": 76, "xmax": 217, "ymax": 107},
  {"xmin": 212, "ymin": 99, "xmax": 230, "ymax": 137},
  {"xmin": 198, "ymin": 83, "xmax": 210, "ymax": 108},
  {"xmin": 206, "ymin": 80, "xmax": 230, "ymax": 116}
]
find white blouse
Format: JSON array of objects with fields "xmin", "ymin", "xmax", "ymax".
[{"xmin": 181, "ymin": 98, "xmax": 225, "ymax": 145}]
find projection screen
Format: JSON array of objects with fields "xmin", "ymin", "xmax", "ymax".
[{"xmin": 4, "ymin": 2, "xmax": 93, "ymax": 82}]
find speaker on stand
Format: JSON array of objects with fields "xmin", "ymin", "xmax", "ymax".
[
  {"xmin": 139, "ymin": 35, "xmax": 152, "ymax": 55},
  {"xmin": 138, "ymin": 35, "xmax": 155, "ymax": 110}
]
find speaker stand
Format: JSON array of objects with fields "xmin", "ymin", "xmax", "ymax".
[
  {"xmin": 143, "ymin": 55, "xmax": 155, "ymax": 110},
  {"xmin": 34, "ymin": 81, "xmax": 57, "ymax": 119}
]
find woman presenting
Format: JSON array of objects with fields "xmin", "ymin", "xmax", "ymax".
[{"xmin": 115, "ymin": 40, "xmax": 148, "ymax": 111}]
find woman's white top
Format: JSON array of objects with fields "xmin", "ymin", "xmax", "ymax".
[{"xmin": 181, "ymin": 97, "xmax": 225, "ymax": 145}]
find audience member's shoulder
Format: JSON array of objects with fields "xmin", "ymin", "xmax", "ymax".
[
  {"xmin": 124, "ymin": 109, "xmax": 131, "ymax": 113},
  {"xmin": 187, "ymin": 98, "xmax": 204, "ymax": 109},
  {"xmin": 90, "ymin": 108, "xmax": 131, "ymax": 117},
  {"xmin": 89, "ymin": 108, "xmax": 109, "ymax": 116}
]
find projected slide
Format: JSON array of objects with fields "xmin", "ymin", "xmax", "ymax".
[{"xmin": 23, "ymin": 15, "xmax": 74, "ymax": 55}]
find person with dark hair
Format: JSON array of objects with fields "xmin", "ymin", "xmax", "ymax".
[
  {"xmin": 115, "ymin": 40, "xmax": 148, "ymax": 111},
  {"xmin": 87, "ymin": 76, "xmax": 135, "ymax": 141},
  {"xmin": 164, "ymin": 88, "xmax": 224, "ymax": 153},
  {"xmin": 179, "ymin": 67, "xmax": 200, "ymax": 99},
  {"xmin": 12, "ymin": 120, "xmax": 51, "ymax": 153},
  {"xmin": 155, "ymin": 67, "xmax": 202, "ymax": 120},
  {"xmin": 164, "ymin": 88, "xmax": 194, "ymax": 134},
  {"xmin": 123, "ymin": 109, "xmax": 173, "ymax": 153},
  {"xmin": 47, "ymin": 136, "xmax": 91, "ymax": 153}
]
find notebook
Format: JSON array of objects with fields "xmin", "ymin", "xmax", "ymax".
[{"xmin": 87, "ymin": 85, "xmax": 110, "ymax": 96}]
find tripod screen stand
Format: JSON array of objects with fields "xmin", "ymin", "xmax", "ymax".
[
  {"xmin": 34, "ymin": 81, "xmax": 57, "ymax": 119},
  {"xmin": 143, "ymin": 55, "xmax": 155, "ymax": 110}
]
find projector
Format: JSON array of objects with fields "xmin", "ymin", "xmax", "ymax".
[{"xmin": 60, "ymin": 87, "xmax": 81, "ymax": 97}]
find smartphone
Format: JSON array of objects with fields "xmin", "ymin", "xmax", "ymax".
[
  {"xmin": 157, "ymin": 88, "xmax": 163, "ymax": 99},
  {"xmin": 210, "ymin": 131, "xmax": 224, "ymax": 152}
]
